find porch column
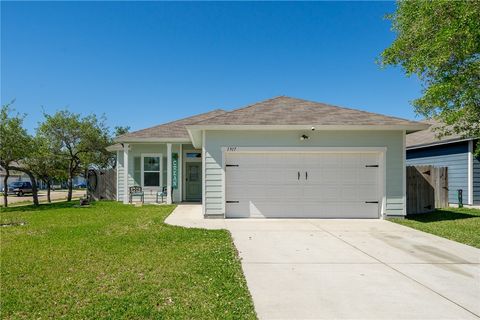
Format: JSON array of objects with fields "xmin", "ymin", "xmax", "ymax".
[
  {"xmin": 123, "ymin": 143, "xmax": 129, "ymax": 204},
  {"xmin": 167, "ymin": 143, "xmax": 172, "ymax": 204}
]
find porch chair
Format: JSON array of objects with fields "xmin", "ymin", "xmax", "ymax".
[
  {"xmin": 156, "ymin": 186, "xmax": 168, "ymax": 203},
  {"xmin": 129, "ymin": 186, "xmax": 144, "ymax": 204}
]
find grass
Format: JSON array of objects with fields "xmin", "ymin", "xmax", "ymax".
[
  {"xmin": 1, "ymin": 196, "xmax": 83, "ymax": 207},
  {"xmin": 0, "ymin": 201, "xmax": 256, "ymax": 319},
  {"xmin": 390, "ymin": 207, "xmax": 480, "ymax": 249}
]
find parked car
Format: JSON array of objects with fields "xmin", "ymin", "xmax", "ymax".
[
  {"xmin": 3, "ymin": 181, "xmax": 33, "ymax": 196},
  {"xmin": 74, "ymin": 182, "xmax": 87, "ymax": 189}
]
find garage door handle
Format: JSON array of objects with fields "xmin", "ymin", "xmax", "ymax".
[
  {"xmin": 305, "ymin": 171, "xmax": 308, "ymax": 180},
  {"xmin": 365, "ymin": 201, "xmax": 379, "ymax": 204},
  {"xmin": 298, "ymin": 171, "xmax": 300, "ymax": 180}
]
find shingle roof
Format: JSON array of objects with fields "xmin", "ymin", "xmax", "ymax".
[
  {"xmin": 115, "ymin": 109, "xmax": 226, "ymax": 141},
  {"xmin": 190, "ymin": 96, "xmax": 424, "ymax": 127},
  {"xmin": 406, "ymin": 119, "xmax": 466, "ymax": 148}
]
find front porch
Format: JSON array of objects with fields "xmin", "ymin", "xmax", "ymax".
[{"xmin": 116, "ymin": 142, "xmax": 203, "ymax": 204}]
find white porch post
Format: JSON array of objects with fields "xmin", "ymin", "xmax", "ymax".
[
  {"xmin": 123, "ymin": 143, "xmax": 129, "ymax": 204},
  {"xmin": 167, "ymin": 143, "xmax": 172, "ymax": 204}
]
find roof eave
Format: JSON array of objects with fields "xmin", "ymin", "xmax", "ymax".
[
  {"xmin": 186, "ymin": 124, "xmax": 431, "ymax": 148},
  {"xmin": 406, "ymin": 137, "xmax": 476, "ymax": 150},
  {"xmin": 187, "ymin": 124, "xmax": 430, "ymax": 131},
  {"xmin": 113, "ymin": 137, "xmax": 192, "ymax": 143}
]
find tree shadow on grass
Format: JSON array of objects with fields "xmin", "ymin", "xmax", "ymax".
[
  {"xmin": 1, "ymin": 201, "xmax": 83, "ymax": 213},
  {"xmin": 406, "ymin": 208, "xmax": 479, "ymax": 223}
]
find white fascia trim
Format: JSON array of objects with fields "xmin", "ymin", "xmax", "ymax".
[
  {"xmin": 187, "ymin": 130, "xmax": 196, "ymax": 147},
  {"xmin": 187, "ymin": 124, "xmax": 430, "ymax": 131},
  {"xmin": 468, "ymin": 140, "xmax": 474, "ymax": 205},
  {"xmin": 114, "ymin": 137, "xmax": 191, "ymax": 143},
  {"xmin": 106, "ymin": 144, "xmax": 123, "ymax": 152},
  {"xmin": 221, "ymin": 146, "xmax": 387, "ymax": 153}
]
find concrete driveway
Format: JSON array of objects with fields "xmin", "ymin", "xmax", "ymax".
[{"xmin": 166, "ymin": 205, "xmax": 480, "ymax": 319}]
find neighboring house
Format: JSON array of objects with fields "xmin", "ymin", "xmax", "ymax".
[
  {"xmin": 0, "ymin": 166, "xmax": 30, "ymax": 190},
  {"xmin": 406, "ymin": 120, "xmax": 479, "ymax": 206},
  {"xmin": 0, "ymin": 165, "xmax": 86, "ymax": 191},
  {"xmin": 110, "ymin": 96, "xmax": 428, "ymax": 219}
]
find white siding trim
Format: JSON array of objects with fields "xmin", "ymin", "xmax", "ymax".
[
  {"xmin": 167, "ymin": 144, "xmax": 172, "ymax": 204},
  {"xmin": 123, "ymin": 143, "xmax": 129, "ymax": 204},
  {"xmin": 402, "ymin": 130, "xmax": 407, "ymax": 215},
  {"xmin": 116, "ymin": 150, "xmax": 119, "ymax": 201},
  {"xmin": 468, "ymin": 140, "xmax": 473, "ymax": 205},
  {"xmin": 202, "ymin": 130, "xmax": 206, "ymax": 215},
  {"xmin": 220, "ymin": 146, "xmax": 387, "ymax": 153}
]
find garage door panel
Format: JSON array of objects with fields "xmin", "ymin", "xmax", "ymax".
[{"xmin": 225, "ymin": 152, "xmax": 381, "ymax": 218}]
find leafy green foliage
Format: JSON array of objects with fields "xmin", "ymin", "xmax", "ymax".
[
  {"xmin": 1, "ymin": 202, "xmax": 256, "ymax": 319},
  {"xmin": 114, "ymin": 125, "xmax": 130, "ymax": 137},
  {"xmin": 38, "ymin": 110, "xmax": 112, "ymax": 200},
  {"xmin": 390, "ymin": 207, "xmax": 480, "ymax": 248},
  {"xmin": 0, "ymin": 104, "xmax": 36, "ymax": 206},
  {"xmin": 24, "ymin": 135, "xmax": 67, "ymax": 201},
  {"xmin": 0, "ymin": 104, "xmax": 32, "ymax": 166},
  {"xmin": 380, "ymin": 1, "xmax": 480, "ymax": 153}
]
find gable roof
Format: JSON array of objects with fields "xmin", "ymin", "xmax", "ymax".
[
  {"xmin": 115, "ymin": 109, "xmax": 226, "ymax": 142},
  {"xmin": 190, "ymin": 96, "xmax": 425, "ymax": 127},
  {"xmin": 406, "ymin": 119, "xmax": 472, "ymax": 149}
]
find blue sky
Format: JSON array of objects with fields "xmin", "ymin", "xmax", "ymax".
[{"xmin": 1, "ymin": 1, "xmax": 422, "ymax": 134}]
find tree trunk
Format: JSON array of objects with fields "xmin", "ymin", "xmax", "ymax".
[
  {"xmin": 26, "ymin": 171, "xmax": 39, "ymax": 206},
  {"xmin": 67, "ymin": 170, "xmax": 73, "ymax": 202},
  {"xmin": 8, "ymin": 165, "xmax": 39, "ymax": 206},
  {"xmin": 3, "ymin": 169, "xmax": 9, "ymax": 207},
  {"xmin": 46, "ymin": 180, "xmax": 51, "ymax": 203}
]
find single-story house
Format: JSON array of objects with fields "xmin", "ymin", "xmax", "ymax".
[
  {"xmin": 0, "ymin": 164, "xmax": 86, "ymax": 190},
  {"xmin": 110, "ymin": 96, "xmax": 428, "ymax": 219},
  {"xmin": 0, "ymin": 166, "xmax": 29, "ymax": 190},
  {"xmin": 406, "ymin": 120, "xmax": 479, "ymax": 206}
]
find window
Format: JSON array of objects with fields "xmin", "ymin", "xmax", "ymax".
[
  {"xmin": 186, "ymin": 152, "xmax": 202, "ymax": 159},
  {"xmin": 133, "ymin": 157, "xmax": 141, "ymax": 186},
  {"xmin": 143, "ymin": 156, "xmax": 161, "ymax": 187}
]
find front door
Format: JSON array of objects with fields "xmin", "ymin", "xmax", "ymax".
[{"xmin": 185, "ymin": 162, "xmax": 202, "ymax": 201}]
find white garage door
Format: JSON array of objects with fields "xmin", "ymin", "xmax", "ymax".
[{"xmin": 225, "ymin": 152, "xmax": 382, "ymax": 218}]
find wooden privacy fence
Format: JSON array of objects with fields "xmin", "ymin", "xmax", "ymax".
[
  {"xmin": 87, "ymin": 168, "xmax": 117, "ymax": 201},
  {"xmin": 406, "ymin": 165, "xmax": 448, "ymax": 214}
]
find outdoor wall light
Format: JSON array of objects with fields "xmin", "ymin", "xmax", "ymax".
[{"xmin": 300, "ymin": 134, "xmax": 310, "ymax": 141}]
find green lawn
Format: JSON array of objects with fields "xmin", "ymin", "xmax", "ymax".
[
  {"xmin": 0, "ymin": 201, "xmax": 256, "ymax": 319},
  {"xmin": 390, "ymin": 207, "xmax": 480, "ymax": 249}
]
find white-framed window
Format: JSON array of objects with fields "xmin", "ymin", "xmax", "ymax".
[
  {"xmin": 141, "ymin": 153, "xmax": 162, "ymax": 187},
  {"xmin": 133, "ymin": 156, "xmax": 141, "ymax": 186}
]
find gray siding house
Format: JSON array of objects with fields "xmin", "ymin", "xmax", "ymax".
[
  {"xmin": 111, "ymin": 96, "xmax": 428, "ymax": 219},
  {"xmin": 406, "ymin": 122, "xmax": 479, "ymax": 206}
]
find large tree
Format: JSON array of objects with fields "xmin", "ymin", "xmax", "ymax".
[
  {"xmin": 380, "ymin": 1, "xmax": 480, "ymax": 153},
  {"xmin": 38, "ymin": 110, "xmax": 111, "ymax": 201},
  {"xmin": 25, "ymin": 135, "xmax": 66, "ymax": 203},
  {"xmin": 0, "ymin": 104, "xmax": 38, "ymax": 206}
]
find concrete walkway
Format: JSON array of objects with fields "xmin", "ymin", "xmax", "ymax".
[{"xmin": 166, "ymin": 205, "xmax": 480, "ymax": 319}]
